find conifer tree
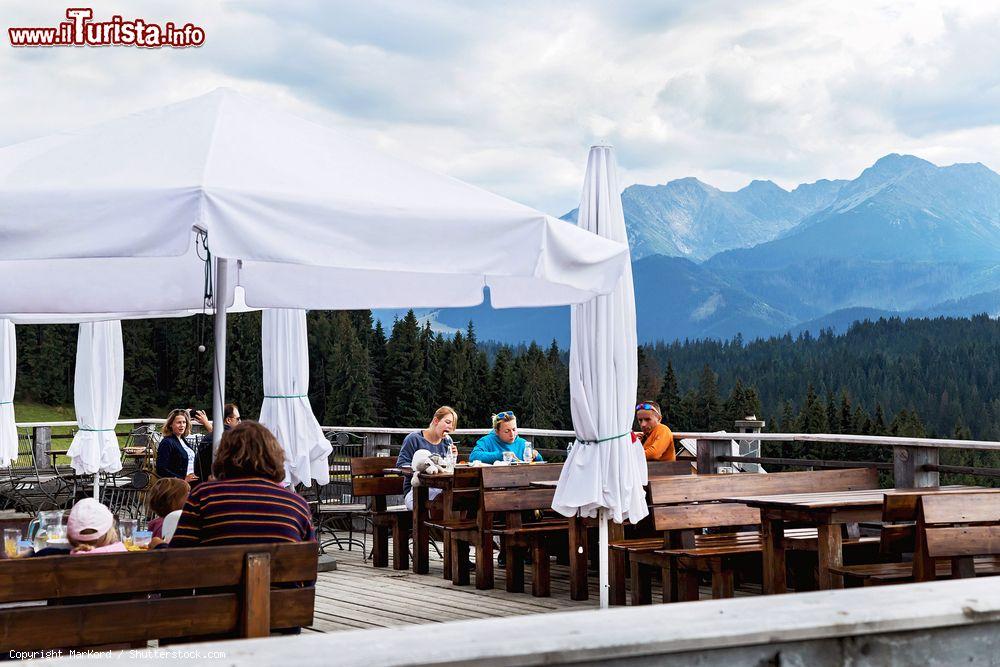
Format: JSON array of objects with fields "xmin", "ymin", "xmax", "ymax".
[
  {"xmin": 838, "ymin": 391, "xmax": 853, "ymax": 434},
  {"xmin": 327, "ymin": 313, "xmax": 376, "ymax": 426},
  {"xmin": 383, "ymin": 310, "xmax": 426, "ymax": 426},
  {"xmin": 796, "ymin": 384, "xmax": 828, "ymax": 434},
  {"xmin": 546, "ymin": 340, "xmax": 570, "ymax": 429},
  {"xmin": 873, "ymin": 403, "xmax": 888, "ymax": 435},
  {"xmin": 657, "ymin": 360, "xmax": 682, "ymax": 425},
  {"xmin": 465, "ymin": 323, "xmax": 491, "ymax": 426},
  {"xmin": 518, "ymin": 342, "xmax": 557, "ymax": 428},
  {"xmin": 636, "ymin": 346, "xmax": 662, "ymax": 401},
  {"xmin": 694, "ymin": 364, "xmax": 721, "ymax": 430},
  {"xmin": 442, "ymin": 330, "xmax": 471, "ymax": 418},
  {"xmin": 489, "ymin": 346, "xmax": 517, "ymax": 414}
]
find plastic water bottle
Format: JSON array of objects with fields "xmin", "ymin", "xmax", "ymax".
[{"xmin": 523, "ymin": 442, "xmax": 534, "ymax": 463}]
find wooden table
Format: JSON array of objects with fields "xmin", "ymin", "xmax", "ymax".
[
  {"xmin": 387, "ymin": 467, "xmax": 459, "ymax": 575},
  {"xmin": 724, "ymin": 486, "xmax": 981, "ymax": 593}
]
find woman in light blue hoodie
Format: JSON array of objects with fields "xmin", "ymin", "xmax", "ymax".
[{"xmin": 470, "ymin": 411, "xmax": 544, "ymax": 464}]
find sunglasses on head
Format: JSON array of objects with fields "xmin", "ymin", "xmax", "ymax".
[
  {"xmin": 635, "ymin": 403, "xmax": 658, "ymax": 412},
  {"xmin": 495, "ymin": 411, "xmax": 515, "ymax": 420}
]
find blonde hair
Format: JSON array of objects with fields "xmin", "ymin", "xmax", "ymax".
[
  {"xmin": 161, "ymin": 409, "xmax": 192, "ymax": 437},
  {"xmin": 432, "ymin": 405, "xmax": 458, "ymax": 426},
  {"xmin": 69, "ymin": 524, "xmax": 119, "ymax": 549},
  {"xmin": 492, "ymin": 412, "xmax": 517, "ymax": 431}
]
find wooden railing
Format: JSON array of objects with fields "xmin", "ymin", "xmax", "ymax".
[
  {"xmin": 150, "ymin": 577, "xmax": 1000, "ymax": 665},
  {"xmin": 15, "ymin": 418, "xmax": 1000, "ymax": 487}
]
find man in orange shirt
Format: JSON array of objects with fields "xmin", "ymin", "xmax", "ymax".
[{"xmin": 635, "ymin": 401, "xmax": 675, "ymax": 461}]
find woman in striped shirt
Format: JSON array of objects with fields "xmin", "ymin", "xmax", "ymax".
[{"xmin": 169, "ymin": 421, "xmax": 315, "ymax": 547}]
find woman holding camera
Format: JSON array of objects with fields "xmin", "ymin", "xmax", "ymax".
[{"xmin": 155, "ymin": 408, "xmax": 200, "ymax": 483}]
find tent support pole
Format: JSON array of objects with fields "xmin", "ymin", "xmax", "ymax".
[
  {"xmin": 212, "ymin": 258, "xmax": 229, "ymax": 456},
  {"xmin": 599, "ymin": 508, "xmax": 609, "ymax": 609}
]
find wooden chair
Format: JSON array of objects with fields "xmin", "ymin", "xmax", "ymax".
[
  {"xmin": 424, "ymin": 466, "xmax": 482, "ymax": 584},
  {"xmin": 914, "ymin": 491, "xmax": 1000, "ymax": 582},
  {"xmin": 350, "ymin": 457, "xmax": 411, "ymax": 569},
  {"xmin": 0, "ymin": 542, "xmax": 317, "ymax": 651}
]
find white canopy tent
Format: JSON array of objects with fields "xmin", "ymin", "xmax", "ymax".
[
  {"xmin": 0, "ymin": 89, "xmax": 630, "ymax": 477},
  {"xmin": 552, "ymin": 145, "xmax": 645, "ymax": 608}
]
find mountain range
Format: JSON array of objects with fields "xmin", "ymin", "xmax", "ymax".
[{"xmin": 376, "ymin": 154, "xmax": 1000, "ymax": 344}]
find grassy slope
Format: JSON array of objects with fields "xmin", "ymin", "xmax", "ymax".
[{"xmin": 13, "ymin": 403, "xmax": 138, "ymax": 456}]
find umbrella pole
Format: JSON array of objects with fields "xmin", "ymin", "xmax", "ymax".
[
  {"xmin": 599, "ymin": 508, "xmax": 609, "ymax": 609},
  {"xmin": 93, "ymin": 472, "xmax": 99, "ymax": 500},
  {"xmin": 211, "ymin": 258, "xmax": 229, "ymax": 456}
]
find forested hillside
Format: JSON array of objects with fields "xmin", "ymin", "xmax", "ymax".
[{"xmin": 13, "ymin": 312, "xmax": 1000, "ymax": 454}]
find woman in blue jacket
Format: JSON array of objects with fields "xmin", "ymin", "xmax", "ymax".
[
  {"xmin": 156, "ymin": 409, "xmax": 200, "ymax": 483},
  {"xmin": 470, "ymin": 411, "xmax": 543, "ymax": 464}
]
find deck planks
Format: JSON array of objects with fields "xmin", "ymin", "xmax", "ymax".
[{"xmin": 307, "ymin": 534, "xmax": 750, "ymax": 634}]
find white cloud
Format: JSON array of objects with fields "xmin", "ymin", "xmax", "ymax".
[{"xmin": 3, "ymin": 0, "xmax": 1000, "ymax": 214}]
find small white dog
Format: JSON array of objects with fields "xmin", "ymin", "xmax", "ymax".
[{"xmin": 410, "ymin": 449, "xmax": 454, "ymax": 486}]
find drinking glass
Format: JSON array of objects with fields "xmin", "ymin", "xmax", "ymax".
[
  {"xmin": 119, "ymin": 518, "xmax": 137, "ymax": 548},
  {"xmin": 3, "ymin": 528, "xmax": 20, "ymax": 558},
  {"xmin": 132, "ymin": 530, "xmax": 153, "ymax": 549},
  {"xmin": 49, "ymin": 512, "xmax": 67, "ymax": 543},
  {"xmin": 15, "ymin": 540, "xmax": 33, "ymax": 558},
  {"xmin": 502, "ymin": 451, "xmax": 516, "ymax": 464}
]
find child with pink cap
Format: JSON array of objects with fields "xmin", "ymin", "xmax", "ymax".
[{"xmin": 67, "ymin": 498, "xmax": 128, "ymax": 555}]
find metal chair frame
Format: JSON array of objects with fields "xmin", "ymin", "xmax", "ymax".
[
  {"xmin": 0, "ymin": 429, "xmax": 73, "ymax": 513},
  {"xmin": 308, "ymin": 432, "xmax": 370, "ymax": 556}
]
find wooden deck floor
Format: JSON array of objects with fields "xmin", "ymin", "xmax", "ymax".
[
  {"xmin": 306, "ymin": 538, "xmax": 599, "ymax": 633},
  {"xmin": 305, "ymin": 534, "xmax": 754, "ymax": 634}
]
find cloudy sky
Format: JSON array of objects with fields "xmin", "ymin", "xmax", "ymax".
[{"xmin": 4, "ymin": 0, "xmax": 1000, "ymax": 215}]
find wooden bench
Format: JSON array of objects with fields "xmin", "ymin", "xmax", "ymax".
[
  {"xmin": 605, "ymin": 460, "xmax": 694, "ymax": 604},
  {"xmin": 621, "ymin": 468, "xmax": 880, "ymax": 604},
  {"xmin": 0, "ymin": 542, "xmax": 317, "ymax": 651},
  {"xmin": 350, "ymin": 457, "xmax": 412, "ymax": 570}
]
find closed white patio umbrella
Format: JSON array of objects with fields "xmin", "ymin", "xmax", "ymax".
[
  {"xmin": 0, "ymin": 319, "xmax": 16, "ymax": 466},
  {"xmin": 259, "ymin": 309, "xmax": 332, "ymax": 487},
  {"xmin": 552, "ymin": 145, "xmax": 647, "ymax": 608},
  {"xmin": 66, "ymin": 321, "xmax": 124, "ymax": 498}
]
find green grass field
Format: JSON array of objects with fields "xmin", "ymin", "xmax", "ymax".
[
  {"xmin": 12, "ymin": 403, "xmax": 75, "ymax": 424},
  {"xmin": 14, "ymin": 403, "xmax": 139, "ymax": 459}
]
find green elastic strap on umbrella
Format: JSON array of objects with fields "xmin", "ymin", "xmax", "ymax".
[
  {"xmin": 577, "ymin": 431, "xmax": 631, "ymax": 445},
  {"xmin": 0, "ymin": 401, "xmax": 11, "ymax": 405},
  {"xmin": 264, "ymin": 394, "xmax": 308, "ymax": 399},
  {"xmin": 78, "ymin": 428, "xmax": 116, "ymax": 432}
]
